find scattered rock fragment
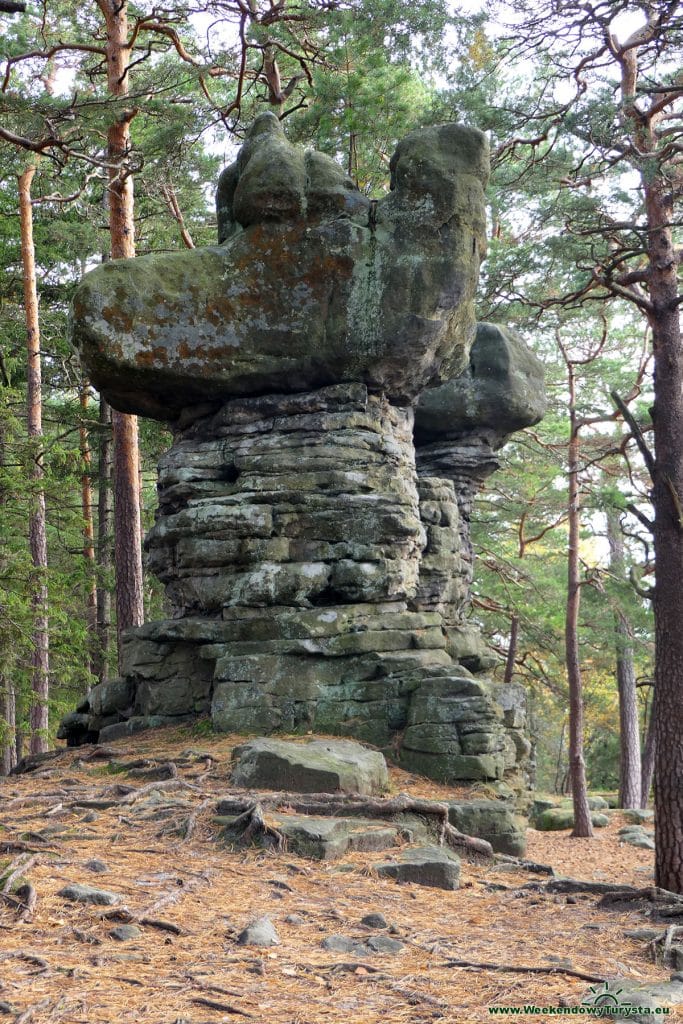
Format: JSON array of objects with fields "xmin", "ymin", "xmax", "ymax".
[
  {"xmin": 237, "ymin": 916, "xmax": 280, "ymax": 947},
  {"xmin": 361, "ymin": 912, "xmax": 388, "ymax": 929},
  {"xmin": 84, "ymin": 859, "xmax": 109, "ymax": 874},
  {"xmin": 322, "ymin": 935, "xmax": 366, "ymax": 955},
  {"xmin": 110, "ymin": 925, "xmax": 142, "ymax": 942},
  {"xmin": 447, "ymin": 800, "xmax": 527, "ymax": 857},
  {"xmin": 57, "ymin": 883, "xmax": 120, "ymax": 906},
  {"xmin": 321, "ymin": 932, "xmax": 404, "ymax": 956},
  {"xmin": 375, "ymin": 846, "xmax": 461, "ymax": 890},
  {"xmin": 366, "ymin": 935, "xmax": 404, "ymax": 954},
  {"xmin": 620, "ymin": 831, "xmax": 655, "ymax": 850}
]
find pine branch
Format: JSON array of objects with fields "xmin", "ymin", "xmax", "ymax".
[{"xmin": 610, "ymin": 390, "xmax": 656, "ymax": 483}]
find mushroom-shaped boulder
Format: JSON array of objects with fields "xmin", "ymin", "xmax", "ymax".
[{"xmin": 70, "ymin": 115, "xmax": 489, "ymax": 419}]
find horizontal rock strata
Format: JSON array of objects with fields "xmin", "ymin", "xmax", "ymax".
[{"xmin": 63, "ymin": 113, "xmax": 546, "ymax": 795}]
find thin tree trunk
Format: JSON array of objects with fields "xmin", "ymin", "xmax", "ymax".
[
  {"xmin": 97, "ymin": 0, "xmax": 144, "ymax": 665},
  {"xmin": 15, "ymin": 713, "xmax": 24, "ymax": 763},
  {"xmin": 95, "ymin": 397, "xmax": 113, "ymax": 685},
  {"xmin": 113, "ymin": 409, "xmax": 143, "ymax": 656},
  {"xmin": 0, "ymin": 409, "xmax": 16, "ymax": 774},
  {"xmin": 606, "ymin": 507, "xmax": 641, "ymax": 809},
  {"xmin": 160, "ymin": 184, "xmax": 195, "ymax": 250},
  {"xmin": 79, "ymin": 382, "xmax": 97, "ymax": 678},
  {"xmin": 641, "ymin": 689, "xmax": 655, "ymax": 809},
  {"xmin": 554, "ymin": 717, "xmax": 567, "ymax": 795},
  {"xmin": 565, "ymin": 361, "xmax": 593, "ymax": 838},
  {"xmin": 0, "ymin": 678, "xmax": 16, "ymax": 775},
  {"xmin": 504, "ymin": 614, "xmax": 519, "ymax": 684},
  {"xmin": 18, "ymin": 162, "xmax": 49, "ymax": 755}
]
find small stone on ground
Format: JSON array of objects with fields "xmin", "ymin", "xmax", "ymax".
[
  {"xmin": 84, "ymin": 859, "xmax": 109, "ymax": 873},
  {"xmin": 110, "ymin": 925, "xmax": 142, "ymax": 942},
  {"xmin": 57, "ymin": 883, "xmax": 120, "ymax": 906},
  {"xmin": 375, "ymin": 845, "xmax": 461, "ymax": 890},
  {"xmin": 237, "ymin": 916, "xmax": 280, "ymax": 947},
  {"xmin": 361, "ymin": 912, "xmax": 388, "ymax": 929}
]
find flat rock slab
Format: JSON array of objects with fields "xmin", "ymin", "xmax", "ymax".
[
  {"xmin": 322, "ymin": 933, "xmax": 404, "ymax": 956},
  {"xmin": 274, "ymin": 814, "xmax": 404, "ymax": 860},
  {"xmin": 230, "ymin": 737, "xmax": 388, "ymax": 796},
  {"xmin": 361, "ymin": 912, "xmax": 389, "ymax": 929},
  {"xmin": 375, "ymin": 845, "xmax": 461, "ymax": 890},
  {"xmin": 216, "ymin": 811, "xmax": 407, "ymax": 861},
  {"xmin": 58, "ymin": 883, "xmax": 120, "ymax": 906}
]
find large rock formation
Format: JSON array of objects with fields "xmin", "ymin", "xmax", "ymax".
[
  {"xmin": 72, "ymin": 114, "xmax": 487, "ymax": 417},
  {"xmin": 61, "ymin": 114, "xmax": 546, "ymax": 789}
]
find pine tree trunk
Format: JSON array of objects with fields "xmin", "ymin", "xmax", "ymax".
[
  {"xmin": 565, "ymin": 364, "xmax": 593, "ymax": 838},
  {"xmin": 606, "ymin": 508, "xmax": 641, "ymax": 809},
  {"xmin": 97, "ymin": 0, "xmax": 144, "ymax": 664},
  {"xmin": 606, "ymin": 23, "xmax": 683, "ymax": 891},
  {"xmin": 18, "ymin": 162, "xmax": 50, "ymax": 755},
  {"xmin": 95, "ymin": 397, "xmax": 113, "ymax": 685},
  {"xmin": 80, "ymin": 382, "xmax": 97, "ymax": 678},
  {"xmin": 648, "ymin": 170, "xmax": 683, "ymax": 890}
]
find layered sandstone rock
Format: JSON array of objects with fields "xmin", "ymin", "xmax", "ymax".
[{"xmin": 61, "ymin": 115, "xmax": 546, "ymax": 790}]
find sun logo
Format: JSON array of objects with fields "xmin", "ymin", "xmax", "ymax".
[{"xmin": 582, "ymin": 981, "xmax": 631, "ymax": 1009}]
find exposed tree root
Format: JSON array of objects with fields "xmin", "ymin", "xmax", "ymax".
[
  {"xmin": 216, "ymin": 791, "xmax": 493, "ymax": 861},
  {"xmin": 192, "ymin": 996, "xmax": 254, "ymax": 1017},
  {"xmin": 598, "ymin": 886, "xmax": 683, "ymax": 910},
  {"xmin": 15, "ymin": 883, "xmax": 37, "ymax": 921},
  {"xmin": 222, "ymin": 802, "xmax": 287, "ymax": 852},
  {"xmin": 441, "ymin": 958, "xmax": 606, "ymax": 983}
]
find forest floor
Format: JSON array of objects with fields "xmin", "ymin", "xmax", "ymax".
[{"xmin": 0, "ymin": 728, "xmax": 675, "ymax": 1024}]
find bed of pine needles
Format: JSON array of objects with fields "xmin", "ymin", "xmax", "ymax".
[{"xmin": 0, "ymin": 728, "xmax": 673, "ymax": 1024}]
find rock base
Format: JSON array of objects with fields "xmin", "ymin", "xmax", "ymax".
[{"xmin": 61, "ymin": 383, "xmax": 531, "ymax": 790}]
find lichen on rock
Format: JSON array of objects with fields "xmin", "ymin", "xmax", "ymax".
[{"xmin": 71, "ymin": 114, "xmax": 489, "ymax": 418}]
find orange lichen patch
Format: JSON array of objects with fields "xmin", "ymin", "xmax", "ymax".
[
  {"xmin": 0, "ymin": 728, "xmax": 673, "ymax": 1024},
  {"xmin": 128, "ymin": 344, "xmax": 172, "ymax": 369}
]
